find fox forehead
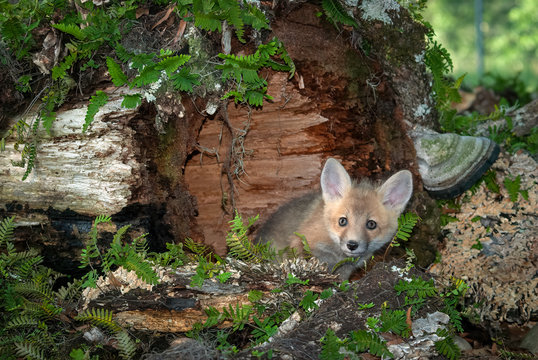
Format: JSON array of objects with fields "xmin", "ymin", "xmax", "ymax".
[{"xmin": 324, "ymin": 183, "xmax": 390, "ymax": 221}]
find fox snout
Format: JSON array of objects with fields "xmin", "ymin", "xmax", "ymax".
[{"xmin": 341, "ymin": 238, "xmax": 368, "ymax": 257}]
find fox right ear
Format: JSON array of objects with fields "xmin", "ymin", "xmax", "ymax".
[
  {"xmin": 321, "ymin": 158, "xmax": 352, "ymax": 202},
  {"xmin": 378, "ymin": 170, "xmax": 413, "ymax": 214}
]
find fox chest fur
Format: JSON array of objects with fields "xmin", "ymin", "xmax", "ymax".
[{"xmin": 256, "ymin": 158, "xmax": 413, "ymax": 279}]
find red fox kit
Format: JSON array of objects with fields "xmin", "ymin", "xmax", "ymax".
[{"xmin": 257, "ymin": 158, "xmax": 413, "ymax": 279}]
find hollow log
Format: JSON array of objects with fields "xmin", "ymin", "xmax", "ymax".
[{"xmin": 0, "ymin": 1, "xmax": 440, "ymax": 270}]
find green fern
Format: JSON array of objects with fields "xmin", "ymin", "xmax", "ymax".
[
  {"xmin": 322, "ymin": 0, "xmax": 358, "ymax": 28},
  {"xmin": 121, "ymin": 94, "xmax": 142, "ymax": 109},
  {"xmin": 75, "ymin": 308, "xmax": 122, "ymax": 333},
  {"xmin": 320, "ymin": 328, "xmax": 345, "ymax": 360},
  {"xmin": 106, "ymin": 56, "xmax": 128, "ymax": 86},
  {"xmin": 83, "ymin": 90, "xmax": 109, "ymax": 132},
  {"xmin": 171, "ymin": 66, "xmax": 201, "ymax": 93},
  {"xmin": 226, "ymin": 212, "xmax": 274, "ymax": 263},
  {"xmin": 52, "ymin": 52, "xmax": 78, "ymax": 80},
  {"xmin": 379, "ymin": 309, "xmax": 410, "ymax": 337},
  {"xmin": 435, "ymin": 328, "xmax": 460, "ymax": 360},
  {"xmin": 0, "ymin": 216, "xmax": 15, "ymax": 247},
  {"xmin": 394, "ymin": 276, "xmax": 437, "ymax": 298},
  {"xmin": 15, "ymin": 341, "xmax": 46, "ymax": 360},
  {"xmin": 156, "ymin": 54, "xmax": 191, "ymax": 76},
  {"xmin": 115, "ymin": 330, "xmax": 137, "ymax": 359},
  {"xmin": 504, "ymin": 175, "xmax": 528, "ymax": 202},
  {"xmin": 391, "ymin": 212, "xmax": 421, "ymax": 246},
  {"xmin": 21, "ymin": 142, "xmax": 37, "ymax": 181},
  {"xmin": 52, "ymin": 23, "xmax": 87, "ymax": 40},
  {"xmin": 347, "ymin": 329, "xmax": 393, "ymax": 358}
]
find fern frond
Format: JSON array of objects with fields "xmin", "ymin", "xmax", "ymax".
[
  {"xmin": 226, "ymin": 212, "xmax": 274, "ymax": 263},
  {"xmin": 83, "ymin": 90, "xmax": 109, "ymax": 132},
  {"xmin": 121, "ymin": 94, "xmax": 142, "ymax": 109},
  {"xmin": 220, "ymin": 0, "xmax": 245, "ymax": 42},
  {"xmin": 379, "ymin": 309, "xmax": 410, "ymax": 337},
  {"xmin": 504, "ymin": 175, "xmax": 523, "ymax": 202},
  {"xmin": 52, "ymin": 52, "xmax": 78, "ymax": 80},
  {"xmin": 322, "ymin": 0, "xmax": 358, "ymax": 28},
  {"xmin": 55, "ymin": 280, "xmax": 81, "ymax": 302},
  {"xmin": 116, "ymin": 330, "xmax": 137, "ymax": 359},
  {"xmin": 52, "ymin": 23, "xmax": 87, "ymax": 40},
  {"xmin": 14, "ymin": 282, "xmax": 54, "ymax": 303},
  {"xmin": 15, "ymin": 341, "xmax": 46, "ymax": 360},
  {"xmin": 0, "ymin": 216, "xmax": 15, "ymax": 248},
  {"xmin": 75, "ymin": 308, "xmax": 122, "ymax": 333},
  {"xmin": 17, "ymin": 254, "xmax": 43, "ymax": 278},
  {"xmin": 156, "ymin": 55, "xmax": 191, "ymax": 76},
  {"xmin": 21, "ymin": 142, "xmax": 37, "ymax": 181},
  {"xmin": 348, "ymin": 329, "xmax": 393, "ymax": 358},
  {"xmin": 435, "ymin": 328, "xmax": 460, "ymax": 360},
  {"xmin": 241, "ymin": 1, "xmax": 270, "ymax": 31},
  {"xmin": 394, "ymin": 276, "xmax": 437, "ymax": 298},
  {"xmin": 184, "ymin": 238, "xmax": 211, "ymax": 257},
  {"xmin": 194, "ymin": 11, "xmax": 222, "ymax": 32},
  {"xmin": 7, "ymin": 314, "xmax": 39, "ymax": 329},
  {"xmin": 320, "ymin": 328, "xmax": 345, "ymax": 360},
  {"xmin": 106, "ymin": 57, "xmax": 127, "ymax": 86},
  {"xmin": 171, "ymin": 67, "xmax": 201, "ymax": 93},
  {"xmin": 122, "ymin": 254, "xmax": 159, "ymax": 285},
  {"xmin": 395, "ymin": 212, "xmax": 420, "ymax": 242}
]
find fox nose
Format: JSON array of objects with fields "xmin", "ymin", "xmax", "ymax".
[{"xmin": 347, "ymin": 241, "xmax": 359, "ymax": 251}]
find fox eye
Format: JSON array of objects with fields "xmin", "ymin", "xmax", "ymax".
[
  {"xmin": 366, "ymin": 220, "xmax": 377, "ymax": 230},
  {"xmin": 338, "ymin": 217, "xmax": 348, "ymax": 227}
]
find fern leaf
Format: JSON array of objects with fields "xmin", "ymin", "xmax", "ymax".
[
  {"xmin": 348, "ymin": 329, "xmax": 393, "ymax": 358},
  {"xmin": 392, "ymin": 212, "xmax": 420, "ymax": 245},
  {"xmin": 75, "ymin": 308, "xmax": 122, "ymax": 333},
  {"xmin": 171, "ymin": 67, "xmax": 201, "ymax": 93},
  {"xmin": 156, "ymin": 55, "xmax": 191, "ymax": 76},
  {"xmin": 219, "ymin": 0, "xmax": 245, "ymax": 42},
  {"xmin": 106, "ymin": 57, "xmax": 128, "ymax": 86},
  {"xmin": 122, "ymin": 254, "xmax": 159, "ymax": 285},
  {"xmin": 21, "ymin": 142, "xmax": 37, "ymax": 181},
  {"xmin": 7, "ymin": 315, "xmax": 39, "ymax": 329},
  {"xmin": 55, "ymin": 280, "xmax": 81, "ymax": 302},
  {"xmin": 15, "ymin": 342, "xmax": 46, "ymax": 360},
  {"xmin": 194, "ymin": 11, "xmax": 222, "ymax": 32},
  {"xmin": 132, "ymin": 65, "xmax": 161, "ymax": 87},
  {"xmin": 52, "ymin": 53, "xmax": 78, "ymax": 80},
  {"xmin": 116, "ymin": 330, "xmax": 137, "ymax": 359},
  {"xmin": 241, "ymin": 1, "xmax": 270, "ymax": 31},
  {"xmin": 435, "ymin": 328, "xmax": 460, "ymax": 360},
  {"xmin": 83, "ymin": 90, "xmax": 109, "ymax": 132},
  {"xmin": 320, "ymin": 328, "xmax": 345, "ymax": 360},
  {"xmin": 379, "ymin": 309, "xmax": 410, "ymax": 337},
  {"xmin": 394, "ymin": 276, "xmax": 437, "ymax": 298},
  {"xmin": 322, "ymin": 0, "xmax": 358, "ymax": 28},
  {"xmin": 52, "ymin": 23, "xmax": 87, "ymax": 40},
  {"xmin": 184, "ymin": 238, "xmax": 211, "ymax": 257},
  {"xmin": 0, "ymin": 216, "xmax": 15, "ymax": 247},
  {"xmin": 226, "ymin": 212, "xmax": 274, "ymax": 263},
  {"xmin": 504, "ymin": 175, "xmax": 522, "ymax": 202},
  {"xmin": 121, "ymin": 94, "xmax": 142, "ymax": 109},
  {"xmin": 14, "ymin": 282, "xmax": 54, "ymax": 303}
]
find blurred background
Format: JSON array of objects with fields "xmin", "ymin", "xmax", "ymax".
[{"xmin": 424, "ymin": 0, "xmax": 537, "ymax": 101}]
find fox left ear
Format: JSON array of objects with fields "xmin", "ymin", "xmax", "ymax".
[{"xmin": 378, "ymin": 170, "xmax": 413, "ymax": 213}]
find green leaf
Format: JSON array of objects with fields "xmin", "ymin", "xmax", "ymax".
[
  {"xmin": 504, "ymin": 175, "xmax": 523, "ymax": 202},
  {"xmin": 121, "ymin": 94, "xmax": 142, "ymax": 109},
  {"xmin": 83, "ymin": 90, "xmax": 109, "ymax": 132},
  {"xmin": 156, "ymin": 55, "xmax": 191, "ymax": 76},
  {"xmin": 52, "ymin": 23, "xmax": 87, "ymax": 40},
  {"xmin": 322, "ymin": 0, "xmax": 358, "ymax": 28},
  {"xmin": 171, "ymin": 67, "xmax": 201, "ymax": 93},
  {"xmin": 320, "ymin": 328, "xmax": 345, "ymax": 360},
  {"xmin": 132, "ymin": 65, "xmax": 161, "ymax": 87},
  {"xmin": 106, "ymin": 57, "xmax": 127, "ymax": 86},
  {"xmin": 299, "ymin": 290, "xmax": 319, "ymax": 312}
]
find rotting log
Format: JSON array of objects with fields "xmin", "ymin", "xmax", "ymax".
[{"xmin": 1, "ymin": 1, "xmax": 441, "ymax": 271}]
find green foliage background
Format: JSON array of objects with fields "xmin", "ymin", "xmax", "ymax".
[{"xmin": 424, "ymin": 0, "xmax": 538, "ymax": 91}]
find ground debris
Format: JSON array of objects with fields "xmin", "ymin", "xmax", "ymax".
[{"xmin": 429, "ymin": 151, "xmax": 537, "ymax": 325}]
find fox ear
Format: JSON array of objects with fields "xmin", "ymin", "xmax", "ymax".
[
  {"xmin": 321, "ymin": 158, "xmax": 352, "ymax": 202},
  {"xmin": 378, "ymin": 170, "xmax": 413, "ymax": 213}
]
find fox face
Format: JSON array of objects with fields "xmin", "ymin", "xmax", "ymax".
[{"xmin": 320, "ymin": 158, "xmax": 413, "ymax": 266}]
